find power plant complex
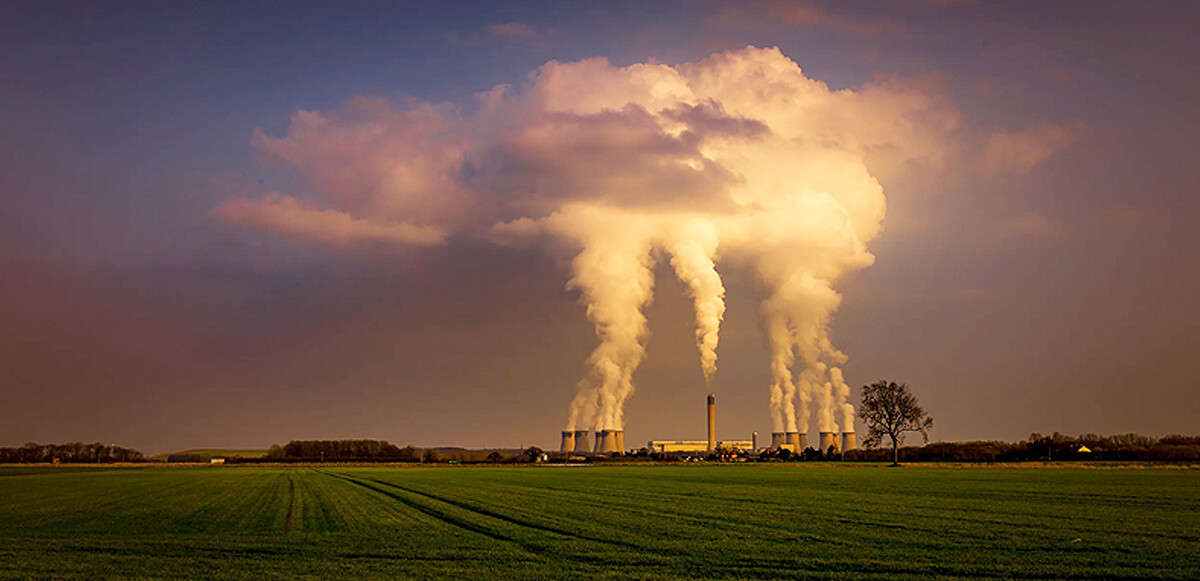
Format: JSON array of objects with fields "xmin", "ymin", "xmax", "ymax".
[{"xmin": 559, "ymin": 394, "xmax": 857, "ymax": 457}]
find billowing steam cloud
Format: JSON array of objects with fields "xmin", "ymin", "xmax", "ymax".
[{"xmin": 215, "ymin": 46, "xmax": 954, "ymax": 436}]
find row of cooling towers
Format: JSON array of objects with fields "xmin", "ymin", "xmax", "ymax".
[
  {"xmin": 559, "ymin": 429, "xmax": 625, "ymax": 454},
  {"xmin": 558, "ymin": 394, "xmax": 858, "ymax": 455},
  {"xmin": 770, "ymin": 431, "xmax": 858, "ymax": 454}
]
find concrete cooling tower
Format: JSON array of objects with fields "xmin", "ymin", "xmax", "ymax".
[
  {"xmin": 819, "ymin": 431, "xmax": 838, "ymax": 454},
  {"xmin": 572, "ymin": 430, "xmax": 590, "ymax": 454},
  {"xmin": 841, "ymin": 432, "xmax": 857, "ymax": 452}
]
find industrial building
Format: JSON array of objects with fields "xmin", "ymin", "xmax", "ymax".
[{"xmin": 646, "ymin": 440, "xmax": 754, "ymax": 454}]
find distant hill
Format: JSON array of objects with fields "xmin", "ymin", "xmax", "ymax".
[{"xmin": 150, "ymin": 449, "xmax": 268, "ymax": 461}]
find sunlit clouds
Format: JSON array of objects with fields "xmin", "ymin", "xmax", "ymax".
[{"xmin": 218, "ymin": 46, "xmax": 957, "ymax": 436}]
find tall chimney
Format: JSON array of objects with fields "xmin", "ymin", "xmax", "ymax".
[
  {"xmin": 819, "ymin": 431, "xmax": 838, "ymax": 454},
  {"xmin": 771, "ymin": 432, "xmax": 786, "ymax": 448},
  {"xmin": 572, "ymin": 430, "xmax": 590, "ymax": 454},
  {"xmin": 752, "ymin": 431, "xmax": 758, "ymax": 452},
  {"xmin": 707, "ymin": 394, "xmax": 716, "ymax": 452},
  {"xmin": 560, "ymin": 431, "xmax": 575, "ymax": 453},
  {"xmin": 785, "ymin": 431, "xmax": 800, "ymax": 450},
  {"xmin": 841, "ymin": 432, "xmax": 857, "ymax": 452}
]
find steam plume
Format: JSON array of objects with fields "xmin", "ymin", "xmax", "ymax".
[
  {"xmin": 216, "ymin": 46, "xmax": 955, "ymax": 436},
  {"xmin": 662, "ymin": 218, "xmax": 725, "ymax": 383}
]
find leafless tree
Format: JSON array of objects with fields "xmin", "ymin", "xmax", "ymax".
[{"xmin": 860, "ymin": 380, "xmax": 934, "ymax": 466}]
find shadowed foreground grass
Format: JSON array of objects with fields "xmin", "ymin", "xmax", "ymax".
[{"xmin": 0, "ymin": 464, "xmax": 1197, "ymax": 580}]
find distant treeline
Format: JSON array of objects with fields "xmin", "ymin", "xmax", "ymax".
[
  {"xmin": 841, "ymin": 432, "xmax": 1200, "ymax": 463},
  {"xmin": 263, "ymin": 440, "xmax": 423, "ymax": 462},
  {"xmin": 0, "ymin": 442, "xmax": 145, "ymax": 463},
  {"xmin": 256, "ymin": 440, "xmax": 545, "ymax": 464}
]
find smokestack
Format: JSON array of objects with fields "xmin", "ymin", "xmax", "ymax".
[
  {"xmin": 771, "ymin": 432, "xmax": 786, "ymax": 448},
  {"xmin": 752, "ymin": 431, "xmax": 758, "ymax": 451},
  {"xmin": 614, "ymin": 430, "xmax": 625, "ymax": 454},
  {"xmin": 798, "ymin": 433, "xmax": 808, "ymax": 451},
  {"xmin": 560, "ymin": 431, "xmax": 575, "ymax": 453},
  {"xmin": 841, "ymin": 432, "xmax": 857, "ymax": 452},
  {"xmin": 573, "ymin": 430, "xmax": 590, "ymax": 454},
  {"xmin": 819, "ymin": 431, "xmax": 838, "ymax": 454},
  {"xmin": 707, "ymin": 394, "xmax": 716, "ymax": 452},
  {"xmin": 785, "ymin": 431, "xmax": 800, "ymax": 450}
]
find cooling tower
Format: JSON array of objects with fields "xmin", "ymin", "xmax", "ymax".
[
  {"xmin": 785, "ymin": 431, "xmax": 800, "ymax": 449},
  {"xmin": 573, "ymin": 430, "xmax": 590, "ymax": 454},
  {"xmin": 798, "ymin": 433, "xmax": 809, "ymax": 451},
  {"xmin": 614, "ymin": 430, "xmax": 625, "ymax": 454},
  {"xmin": 560, "ymin": 431, "xmax": 575, "ymax": 453},
  {"xmin": 819, "ymin": 431, "xmax": 838, "ymax": 453},
  {"xmin": 841, "ymin": 432, "xmax": 857, "ymax": 452},
  {"xmin": 771, "ymin": 432, "xmax": 786, "ymax": 448},
  {"xmin": 596, "ymin": 430, "xmax": 619, "ymax": 453},
  {"xmin": 707, "ymin": 394, "xmax": 716, "ymax": 452}
]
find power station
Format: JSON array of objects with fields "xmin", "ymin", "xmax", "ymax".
[{"xmin": 558, "ymin": 393, "xmax": 857, "ymax": 458}]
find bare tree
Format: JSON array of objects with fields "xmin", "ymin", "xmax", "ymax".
[{"xmin": 860, "ymin": 380, "xmax": 934, "ymax": 466}]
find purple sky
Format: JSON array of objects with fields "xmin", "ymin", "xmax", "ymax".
[{"xmin": 2, "ymin": 1, "xmax": 1198, "ymax": 453}]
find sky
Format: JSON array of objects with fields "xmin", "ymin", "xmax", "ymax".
[{"xmin": 2, "ymin": 1, "xmax": 1198, "ymax": 454}]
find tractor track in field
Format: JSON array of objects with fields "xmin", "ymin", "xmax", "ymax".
[
  {"xmin": 319, "ymin": 471, "xmax": 532, "ymax": 549},
  {"xmin": 284, "ymin": 476, "xmax": 295, "ymax": 532},
  {"xmin": 318, "ymin": 469, "xmax": 671, "ymax": 567},
  {"xmin": 358, "ymin": 475, "xmax": 646, "ymax": 550}
]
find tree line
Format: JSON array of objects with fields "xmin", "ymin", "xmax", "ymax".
[
  {"xmin": 263, "ymin": 440, "xmax": 423, "ymax": 462},
  {"xmin": 261, "ymin": 440, "xmax": 548, "ymax": 463},
  {"xmin": 0, "ymin": 442, "xmax": 145, "ymax": 463},
  {"xmin": 843, "ymin": 432, "xmax": 1200, "ymax": 463}
]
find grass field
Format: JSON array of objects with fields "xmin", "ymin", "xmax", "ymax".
[{"xmin": 1, "ymin": 464, "xmax": 1197, "ymax": 580}]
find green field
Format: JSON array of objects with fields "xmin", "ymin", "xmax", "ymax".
[{"xmin": 1, "ymin": 464, "xmax": 1197, "ymax": 580}]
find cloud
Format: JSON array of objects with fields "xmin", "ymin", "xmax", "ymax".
[
  {"xmin": 987, "ymin": 212, "xmax": 1063, "ymax": 243},
  {"xmin": 213, "ymin": 194, "xmax": 447, "ymax": 247},
  {"xmin": 219, "ymin": 45, "xmax": 957, "ymax": 435},
  {"xmin": 707, "ymin": 3, "xmax": 894, "ymax": 36},
  {"xmin": 983, "ymin": 122, "xmax": 1084, "ymax": 175},
  {"xmin": 447, "ymin": 21, "xmax": 555, "ymax": 47},
  {"xmin": 1045, "ymin": 67, "xmax": 1072, "ymax": 83},
  {"xmin": 489, "ymin": 21, "xmax": 552, "ymax": 42},
  {"xmin": 768, "ymin": 2, "xmax": 894, "ymax": 35}
]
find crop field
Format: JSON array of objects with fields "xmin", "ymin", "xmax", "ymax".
[{"xmin": 1, "ymin": 464, "xmax": 1197, "ymax": 580}]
